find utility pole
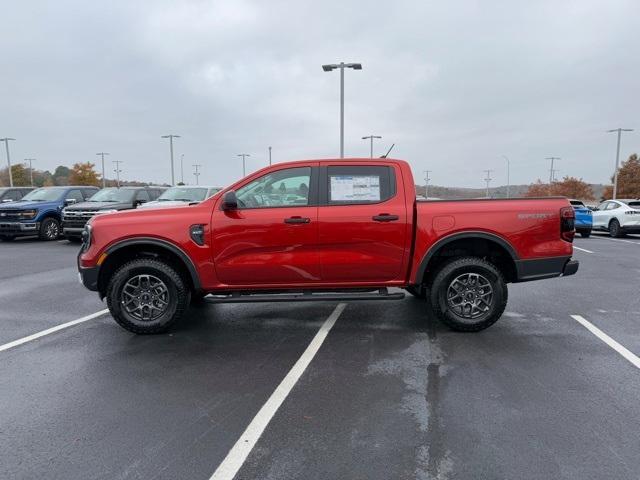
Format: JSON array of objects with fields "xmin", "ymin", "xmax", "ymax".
[
  {"xmin": 113, "ymin": 160, "xmax": 123, "ymax": 187},
  {"xmin": 96, "ymin": 152, "xmax": 109, "ymax": 188},
  {"xmin": 362, "ymin": 135, "xmax": 382, "ymax": 158},
  {"xmin": 423, "ymin": 170, "xmax": 431, "ymax": 199},
  {"xmin": 192, "ymin": 164, "xmax": 202, "ymax": 185},
  {"xmin": 502, "ymin": 155, "xmax": 510, "ymax": 198},
  {"xmin": 268, "ymin": 146, "xmax": 272, "ymax": 166},
  {"xmin": 237, "ymin": 154, "xmax": 250, "ymax": 177},
  {"xmin": 161, "ymin": 134, "xmax": 181, "ymax": 185},
  {"xmin": 322, "ymin": 62, "xmax": 363, "ymax": 158},
  {"xmin": 0, "ymin": 138, "xmax": 16, "ymax": 187},
  {"xmin": 484, "ymin": 169, "xmax": 493, "ymax": 198},
  {"xmin": 607, "ymin": 128, "xmax": 634, "ymax": 199},
  {"xmin": 24, "ymin": 158, "xmax": 36, "ymax": 186},
  {"xmin": 546, "ymin": 157, "xmax": 560, "ymax": 183},
  {"xmin": 180, "ymin": 154, "xmax": 185, "ymax": 184}
]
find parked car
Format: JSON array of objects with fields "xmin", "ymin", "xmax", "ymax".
[
  {"xmin": 0, "ymin": 186, "xmax": 99, "ymax": 241},
  {"xmin": 0, "ymin": 187, "xmax": 34, "ymax": 203},
  {"xmin": 78, "ymin": 158, "xmax": 578, "ymax": 335},
  {"xmin": 592, "ymin": 199, "xmax": 640, "ymax": 237},
  {"xmin": 137, "ymin": 185, "xmax": 222, "ymax": 209},
  {"xmin": 569, "ymin": 199, "xmax": 592, "ymax": 238},
  {"xmin": 62, "ymin": 186, "xmax": 166, "ymax": 241}
]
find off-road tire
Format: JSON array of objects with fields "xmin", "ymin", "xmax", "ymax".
[
  {"xmin": 39, "ymin": 218, "xmax": 60, "ymax": 241},
  {"xmin": 609, "ymin": 219, "xmax": 623, "ymax": 238},
  {"xmin": 428, "ymin": 256, "xmax": 507, "ymax": 332},
  {"xmin": 406, "ymin": 285, "xmax": 427, "ymax": 299},
  {"xmin": 106, "ymin": 258, "xmax": 191, "ymax": 334}
]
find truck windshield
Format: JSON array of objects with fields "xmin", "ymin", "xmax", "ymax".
[
  {"xmin": 157, "ymin": 187, "xmax": 208, "ymax": 202},
  {"xmin": 88, "ymin": 188, "xmax": 135, "ymax": 202},
  {"xmin": 22, "ymin": 188, "xmax": 63, "ymax": 201}
]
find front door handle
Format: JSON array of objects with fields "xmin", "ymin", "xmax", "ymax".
[
  {"xmin": 284, "ymin": 216, "xmax": 311, "ymax": 224},
  {"xmin": 372, "ymin": 214, "xmax": 399, "ymax": 222}
]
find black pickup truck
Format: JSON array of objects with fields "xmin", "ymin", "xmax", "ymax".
[{"xmin": 62, "ymin": 186, "xmax": 165, "ymax": 241}]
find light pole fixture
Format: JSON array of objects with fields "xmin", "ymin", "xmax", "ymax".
[
  {"xmin": 96, "ymin": 152, "xmax": 110, "ymax": 188},
  {"xmin": 113, "ymin": 160, "xmax": 123, "ymax": 187},
  {"xmin": 545, "ymin": 157, "xmax": 560, "ymax": 183},
  {"xmin": 192, "ymin": 164, "xmax": 202, "ymax": 185},
  {"xmin": 237, "ymin": 154, "xmax": 250, "ymax": 177},
  {"xmin": 423, "ymin": 170, "xmax": 432, "ymax": 199},
  {"xmin": 24, "ymin": 158, "xmax": 36, "ymax": 186},
  {"xmin": 607, "ymin": 128, "xmax": 633, "ymax": 199},
  {"xmin": 362, "ymin": 135, "xmax": 382, "ymax": 159},
  {"xmin": 322, "ymin": 62, "xmax": 363, "ymax": 158},
  {"xmin": 484, "ymin": 169, "xmax": 493, "ymax": 198},
  {"xmin": 502, "ymin": 155, "xmax": 510, "ymax": 198},
  {"xmin": 161, "ymin": 134, "xmax": 181, "ymax": 185},
  {"xmin": 0, "ymin": 137, "xmax": 16, "ymax": 187}
]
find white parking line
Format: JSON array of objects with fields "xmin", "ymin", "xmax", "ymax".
[
  {"xmin": 571, "ymin": 315, "xmax": 640, "ymax": 370},
  {"xmin": 591, "ymin": 235, "xmax": 640, "ymax": 245},
  {"xmin": 573, "ymin": 246, "xmax": 593, "ymax": 253},
  {"xmin": 0, "ymin": 309, "xmax": 109, "ymax": 353},
  {"xmin": 210, "ymin": 303, "xmax": 347, "ymax": 480}
]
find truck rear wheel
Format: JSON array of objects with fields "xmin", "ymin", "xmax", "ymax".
[
  {"xmin": 39, "ymin": 218, "xmax": 60, "ymax": 241},
  {"xmin": 428, "ymin": 256, "xmax": 507, "ymax": 332},
  {"xmin": 106, "ymin": 258, "xmax": 191, "ymax": 334}
]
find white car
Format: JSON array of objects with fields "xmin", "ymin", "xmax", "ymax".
[
  {"xmin": 592, "ymin": 198, "xmax": 640, "ymax": 237},
  {"xmin": 138, "ymin": 186, "xmax": 222, "ymax": 209}
]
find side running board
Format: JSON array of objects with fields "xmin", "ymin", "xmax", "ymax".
[{"xmin": 203, "ymin": 288, "xmax": 405, "ymax": 304}]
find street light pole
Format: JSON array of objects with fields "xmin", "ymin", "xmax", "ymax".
[
  {"xmin": 0, "ymin": 138, "xmax": 16, "ymax": 187},
  {"xmin": 484, "ymin": 169, "xmax": 493, "ymax": 198},
  {"xmin": 268, "ymin": 146, "xmax": 272, "ymax": 166},
  {"xmin": 180, "ymin": 154, "xmax": 185, "ymax": 184},
  {"xmin": 96, "ymin": 152, "xmax": 109, "ymax": 188},
  {"xmin": 24, "ymin": 158, "xmax": 36, "ymax": 186},
  {"xmin": 545, "ymin": 157, "xmax": 560, "ymax": 183},
  {"xmin": 362, "ymin": 135, "xmax": 382, "ymax": 159},
  {"xmin": 423, "ymin": 170, "xmax": 431, "ymax": 199},
  {"xmin": 322, "ymin": 62, "xmax": 363, "ymax": 158},
  {"xmin": 502, "ymin": 155, "xmax": 510, "ymax": 198},
  {"xmin": 192, "ymin": 164, "xmax": 202, "ymax": 185},
  {"xmin": 607, "ymin": 128, "xmax": 633, "ymax": 199},
  {"xmin": 161, "ymin": 134, "xmax": 181, "ymax": 185},
  {"xmin": 237, "ymin": 154, "xmax": 250, "ymax": 177},
  {"xmin": 113, "ymin": 160, "xmax": 123, "ymax": 187}
]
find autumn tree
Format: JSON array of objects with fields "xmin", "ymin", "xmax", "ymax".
[
  {"xmin": 0, "ymin": 164, "xmax": 30, "ymax": 186},
  {"xmin": 549, "ymin": 176, "xmax": 594, "ymax": 200},
  {"xmin": 68, "ymin": 162, "xmax": 101, "ymax": 186},
  {"xmin": 602, "ymin": 153, "xmax": 640, "ymax": 199},
  {"xmin": 525, "ymin": 180, "xmax": 550, "ymax": 197}
]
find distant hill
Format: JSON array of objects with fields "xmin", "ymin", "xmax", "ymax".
[{"xmin": 417, "ymin": 183, "xmax": 607, "ymax": 201}]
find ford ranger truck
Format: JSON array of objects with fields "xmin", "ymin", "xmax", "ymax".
[
  {"xmin": 77, "ymin": 159, "xmax": 578, "ymax": 334},
  {"xmin": 0, "ymin": 186, "xmax": 99, "ymax": 241}
]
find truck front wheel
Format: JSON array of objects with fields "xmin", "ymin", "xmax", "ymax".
[
  {"xmin": 106, "ymin": 258, "xmax": 191, "ymax": 334},
  {"xmin": 428, "ymin": 256, "xmax": 507, "ymax": 332}
]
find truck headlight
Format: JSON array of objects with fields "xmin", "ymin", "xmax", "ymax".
[
  {"xmin": 19, "ymin": 209, "xmax": 37, "ymax": 220},
  {"xmin": 96, "ymin": 209, "xmax": 118, "ymax": 215},
  {"xmin": 81, "ymin": 224, "xmax": 92, "ymax": 249}
]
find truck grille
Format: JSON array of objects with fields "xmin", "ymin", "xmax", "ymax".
[
  {"xmin": 62, "ymin": 210, "xmax": 100, "ymax": 228},
  {"xmin": 0, "ymin": 209, "xmax": 24, "ymax": 221}
]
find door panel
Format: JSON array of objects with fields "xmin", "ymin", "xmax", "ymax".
[
  {"xmin": 318, "ymin": 164, "xmax": 409, "ymax": 283},
  {"xmin": 211, "ymin": 165, "xmax": 320, "ymax": 286}
]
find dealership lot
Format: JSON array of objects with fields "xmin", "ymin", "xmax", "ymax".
[{"xmin": 1, "ymin": 235, "xmax": 639, "ymax": 480}]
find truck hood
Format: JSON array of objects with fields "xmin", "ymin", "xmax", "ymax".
[
  {"xmin": 65, "ymin": 201, "xmax": 132, "ymax": 211},
  {"xmin": 137, "ymin": 200, "xmax": 194, "ymax": 209},
  {"xmin": 0, "ymin": 199, "xmax": 60, "ymax": 210}
]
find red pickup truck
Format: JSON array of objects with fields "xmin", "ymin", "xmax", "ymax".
[{"xmin": 78, "ymin": 159, "xmax": 578, "ymax": 334}]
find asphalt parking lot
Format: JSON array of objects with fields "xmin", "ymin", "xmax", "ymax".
[{"xmin": 1, "ymin": 234, "xmax": 639, "ymax": 480}]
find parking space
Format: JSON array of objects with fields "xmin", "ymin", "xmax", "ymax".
[{"xmin": 1, "ymin": 235, "xmax": 640, "ymax": 479}]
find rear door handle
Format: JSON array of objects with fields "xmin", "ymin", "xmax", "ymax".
[
  {"xmin": 372, "ymin": 214, "xmax": 399, "ymax": 222},
  {"xmin": 284, "ymin": 216, "xmax": 311, "ymax": 224}
]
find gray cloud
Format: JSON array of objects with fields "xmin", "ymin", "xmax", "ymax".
[{"xmin": 1, "ymin": 0, "xmax": 638, "ymax": 188}]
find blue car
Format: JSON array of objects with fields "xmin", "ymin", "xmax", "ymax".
[
  {"xmin": 0, "ymin": 186, "xmax": 99, "ymax": 241},
  {"xmin": 569, "ymin": 199, "xmax": 592, "ymax": 238}
]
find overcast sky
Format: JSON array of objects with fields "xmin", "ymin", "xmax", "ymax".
[{"xmin": 1, "ymin": 0, "xmax": 638, "ymax": 188}]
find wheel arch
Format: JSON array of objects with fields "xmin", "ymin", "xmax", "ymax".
[
  {"xmin": 415, "ymin": 231, "xmax": 519, "ymax": 284},
  {"xmin": 97, "ymin": 238, "xmax": 201, "ymax": 298}
]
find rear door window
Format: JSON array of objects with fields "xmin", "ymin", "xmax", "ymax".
[
  {"xmin": 67, "ymin": 189, "xmax": 84, "ymax": 202},
  {"xmin": 136, "ymin": 190, "xmax": 151, "ymax": 202},
  {"xmin": 323, "ymin": 165, "xmax": 395, "ymax": 205}
]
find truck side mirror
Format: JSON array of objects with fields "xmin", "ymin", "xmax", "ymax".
[
  {"xmin": 2, "ymin": 198, "xmax": 13, "ymax": 203},
  {"xmin": 222, "ymin": 191, "xmax": 238, "ymax": 211}
]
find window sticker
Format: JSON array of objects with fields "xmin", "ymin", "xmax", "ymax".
[{"xmin": 330, "ymin": 175, "xmax": 381, "ymax": 201}]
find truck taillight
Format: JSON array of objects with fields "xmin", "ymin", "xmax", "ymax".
[{"xmin": 560, "ymin": 206, "xmax": 575, "ymax": 242}]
